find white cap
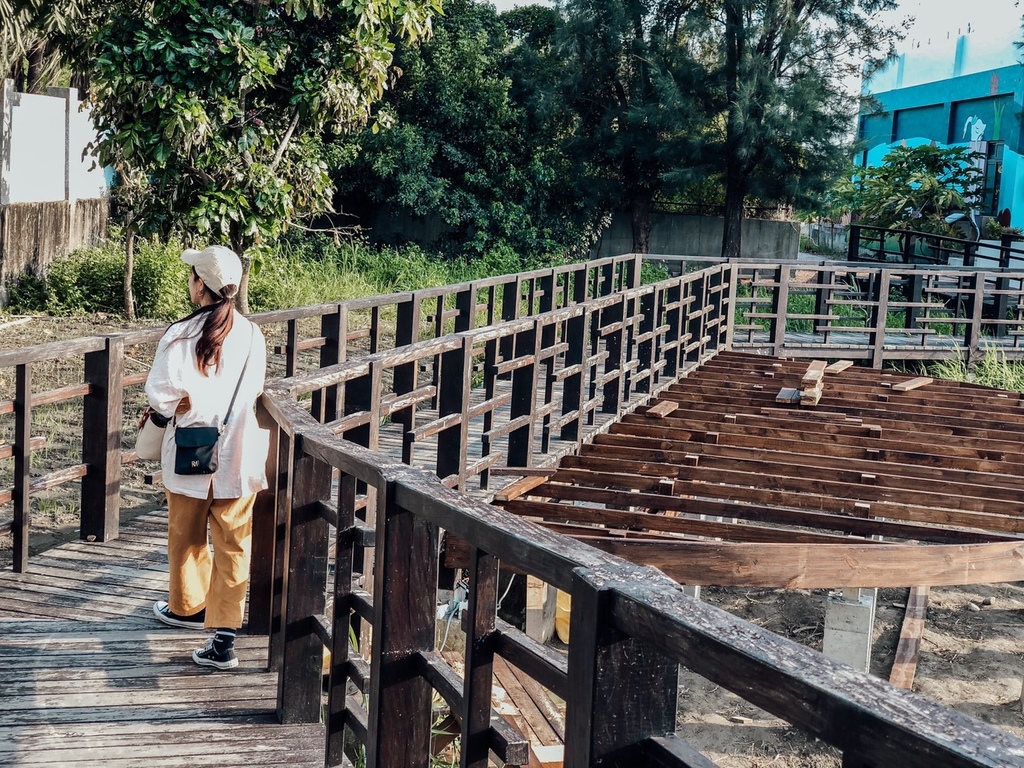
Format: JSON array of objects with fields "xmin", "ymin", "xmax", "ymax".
[{"xmin": 180, "ymin": 246, "xmax": 243, "ymax": 295}]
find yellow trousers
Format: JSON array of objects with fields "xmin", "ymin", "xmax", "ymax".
[{"xmin": 166, "ymin": 489, "xmax": 256, "ymax": 629}]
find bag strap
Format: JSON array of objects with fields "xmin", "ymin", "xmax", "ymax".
[{"xmin": 222, "ymin": 322, "xmax": 255, "ymax": 430}]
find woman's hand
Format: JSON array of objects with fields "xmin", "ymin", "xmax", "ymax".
[{"xmin": 175, "ymin": 396, "xmax": 191, "ymax": 415}]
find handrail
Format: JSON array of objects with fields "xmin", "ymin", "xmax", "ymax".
[
  {"xmin": 263, "ymin": 343, "xmax": 1024, "ymax": 767},
  {"xmin": 0, "ymin": 254, "xmax": 645, "ymax": 571}
]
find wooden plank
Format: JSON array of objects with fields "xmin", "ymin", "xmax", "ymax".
[
  {"xmin": 645, "ymin": 401, "xmax": 679, "ymax": 419},
  {"xmin": 824, "ymin": 360, "xmax": 855, "ymax": 374},
  {"xmin": 573, "ymin": 538, "xmax": 1024, "ymax": 589},
  {"xmin": 493, "ymin": 655, "xmax": 561, "ymax": 747},
  {"xmin": 893, "ymin": 377, "xmax": 933, "ymax": 392},
  {"xmin": 495, "ymin": 474, "xmax": 552, "ymax": 503},
  {"xmin": 889, "ymin": 586, "xmax": 930, "ymax": 690}
]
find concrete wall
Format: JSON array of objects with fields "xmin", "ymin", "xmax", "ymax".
[
  {"xmin": 594, "ymin": 211, "xmax": 800, "ymax": 261},
  {"xmin": 0, "ymin": 80, "xmax": 109, "ymax": 303},
  {"xmin": 0, "ymin": 198, "xmax": 108, "ymax": 304}
]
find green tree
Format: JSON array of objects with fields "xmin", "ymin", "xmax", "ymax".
[
  {"xmin": 710, "ymin": 0, "xmax": 902, "ymax": 259},
  {"xmin": 335, "ymin": 0, "xmax": 587, "ymax": 259},
  {"xmin": 557, "ymin": 0, "xmax": 713, "ymax": 253},
  {"xmin": 89, "ymin": 0, "xmax": 440, "ymax": 311},
  {"xmin": 835, "ymin": 144, "xmax": 983, "ymax": 234}
]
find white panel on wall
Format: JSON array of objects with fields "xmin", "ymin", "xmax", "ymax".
[
  {"xmin": 69, "ymin": 101, "xmax": 107, "ymax": 202},
  {"xmin": 6, "ymin": 91, "xmax": 66, "ymax": 203}
]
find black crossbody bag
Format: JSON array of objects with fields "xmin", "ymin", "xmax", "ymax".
[{"xmin": 173, "ymin": 326, "xmax": 253, "ymax": 476}]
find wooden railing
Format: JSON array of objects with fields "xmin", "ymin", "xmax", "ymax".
[
  {"xmin": 260, "ymin": 286, "xmax": 1024, "ymax": 766},
  {"xmin": 5, "ymin": 252, "xmax": 1024, "ymax": 765},
  {"xmin": 848, "ymin": 223, "xmax": 1024, "ymax": 269},
  {"xmin": 730, "ymin": 260, "xmax": 1024, "ymax": 366},
  {"xmin": 0, "ymin": 254, "xmax": 645, "ymax": 572}
]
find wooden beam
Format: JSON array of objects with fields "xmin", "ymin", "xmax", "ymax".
[
  {"xmin": 572, "ymin": 539, "xmax": 1024, "ymax": 589},
  {"xmin": 495, "ymin": 475, "xmax": 553, "ymax": 503},
  {"xmin": 825, "ymin": 360, "xmax": 855, "ymax": 374},
  {"xmin": 893, "ymin": 377, "xmax": 933, "ymax": 393},
  {"xmin": 645, "ymin": 401, "xmax": 679, "ymax": 419},
  {"xmin": 889, "ymin": 586, "xmax": 930, "ymax": 690}
]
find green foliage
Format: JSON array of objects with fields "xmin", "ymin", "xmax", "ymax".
[
  {"xmin": 929, "ymin": 350, "xmax": 1024, "ymax": 392},
  {"xmin": 709, "ymin": 0, "xmax": 902, "ymax": 258},
  {"xmin": 88, "ymin": 0, "xmax": 442, "ymax": 309},
  {"xmin": 7, "ymin": 237, "xmax": 191, "ymax": 319},
  {"xmin": 334, "ymin": 0, "xmax": 588, "ymax": 260},
  {"xmin": 835, "ymin": 145, "xmax": 984, "ymax": 235},
  {"xmin": 13, "ymin": 233, "xmax": 553, "ymax": 319},
  {"xmin": 557, "ymin": 0, "xmax": 713, "ymax": 252}
]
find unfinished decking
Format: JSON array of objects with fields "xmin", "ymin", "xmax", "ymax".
[{"xmin": 0, "ymin": 510, "xmax": 324, "ymax": 768}]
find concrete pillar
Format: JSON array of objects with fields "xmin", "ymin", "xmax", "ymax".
[
  {"xmin": 525, "ymin": 575, "xmax": 556, "ymax": 643},
  {"xmin": 823, "ymin": 588, "xmax": 877, "ymax": 672},
  {"xmin": 680, "ymin": 585, "xmax": 701, "ymax": 600}
]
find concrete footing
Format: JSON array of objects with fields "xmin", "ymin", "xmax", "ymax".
[{"xmin": 823, "ymin": 588, "xmax": 877, "ymax": 672}]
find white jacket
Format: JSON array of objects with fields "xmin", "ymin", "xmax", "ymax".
[{"xmin": 146, "ymin": 309, "xmax": 269, "ymax": 500}]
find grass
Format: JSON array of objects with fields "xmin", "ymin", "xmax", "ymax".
[{"xmin": 3, "ymin": 232, "xmax": 560, "ymax": 321}]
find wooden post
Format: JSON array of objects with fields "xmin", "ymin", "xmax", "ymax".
[
  {"xmin": 81, "ymin": 335, "xmax": 123, "ymax": 542},
  {"xmin": 869, "ymin": 271, "xmax": 891, "ymax": 370},
  {"xmin": 285, "ymin": 318, "xmax": 299, "ymax": 378},
  {"xmin": 248, "ymin": 396, "xmax": 280, "ymax": 635},
  {"xmin": 12, "ymin": 363, "xmax": 30, "ymax": 572},
  {"xmin": 268, "ymin": 421, "xmax": 293, "ymax": 671},
  {"xmin": 366, "ymin": 475, "xmax": 439, "ymax": 768},
  {"xmin": 312, "ymin": 306, "xmax": 345, "ymax": 423},
  {"xmin": 769, "ymin": 266, "xmax": 790, "ymax": 357},
  {"xmin": 848, "ymin": 225, "xmax": 860, "ymax": 261},
  {"xmin": 456, "ymin": 282, "xmax": 478, "ymax": 333},
  {"xmin": 276, "ymin": 435, "xmax": 332, "ymax": 723},
  {"xmin": 560, "ymin": 272, "xmax": 588, "ymax": 443},
  {"xmin": 327, "ymin": 472, "xmax": 358, "ymax": 766},
  {"xmin": 662, "ymin": 280, "xmax": 683, "ymax": 380},
  {"xmin": 904, "ymin": 273, "xmax": 923, "ymax": 331},
  {"xmin": 601, "ymin": 294, "xmax": 625, "ymax": 414},
  {"xmin": 564, "ymin": 566, "xmax": 678, "ymax": 768},
  {"xmin": 394, "ymin": 293, "xmax": 422, "ymax": 463},
  {"xmin": 508, "ymin": 322, "xmax": 539, "ymax": 468},
  {"xmin": 635, "ymin": 291, "xmax": 656, "ymax": 395},
  {"xmin": 437, "ymin": 338, "xmax": 470, "ymax": 488},
  {"xmin": 461, "ymin": 546, "xmax": 499, "ymax": 768},
  {"xmin": 964, "ymin": 272, "xmax": 985, "ymax": 364}
]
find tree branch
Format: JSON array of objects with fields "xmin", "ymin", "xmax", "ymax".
[{"xmin": 270, "ymin": 109, "xmax": 300, "ymax": 172}]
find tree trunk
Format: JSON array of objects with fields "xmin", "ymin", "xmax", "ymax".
[
  {"xmin": 237, "ymin": 257, "xmax": 251, "ymax": 315},
  {"xmin": 721, "ymin": 0, "xmax": 745, "ymax": 261},
  {"xmin": 124, "ymin": 230, "xmax": 136, "ymax": 321},
  {"xmin": 721, "ymin": 168, "xmax": 745, "ymax": 260},
  {"xmin": 630, "ymin": 194, "xmax": 653, "ymax": 254},
  {"xmin": 27, "ymin": 40, "xmax": 46, "ymax": 94}
]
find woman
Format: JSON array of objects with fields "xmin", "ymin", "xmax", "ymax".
[{"xmin": 145, "ymin": 245, "xmax": 268, "ymax": 670}]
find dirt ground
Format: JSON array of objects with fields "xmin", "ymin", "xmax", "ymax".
[{"xmin": 3, "ymin": 311, "xmax": 1024, "ymax": 765}]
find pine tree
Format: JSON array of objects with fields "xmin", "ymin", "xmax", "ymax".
[{"xmin": 713, "ymin": 0, "xmax": 901, "ymax": 259}]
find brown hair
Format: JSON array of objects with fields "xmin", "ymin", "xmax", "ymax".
[{"xmin": 177, "ymin": 268, "xmax": 237, "ymax": 376}]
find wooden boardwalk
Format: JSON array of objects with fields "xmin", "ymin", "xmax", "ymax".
[{"xmin": 0, "ymin": 509, "xmax": 325, "ymax": 767}]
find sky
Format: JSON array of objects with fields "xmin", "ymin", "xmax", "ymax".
[
  {"xmin": 879, "ymin": 0, "xmax": 1021, "ymax": 52},
  {"xmin": 487, "ymin": 0, "xmax": 1023, "ymax": 46}
]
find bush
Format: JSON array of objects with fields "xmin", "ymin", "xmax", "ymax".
[
  {"xmin": 6, "ymin": 231, "xmax": 562, "ymax": 320},
  {"xmin": 4, "ymin": 236, "xmax": 191, "ymax": 319}
]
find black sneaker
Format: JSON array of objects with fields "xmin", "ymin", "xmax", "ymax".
[
  {"xmin": 193, "ymin": 641, "xmax": 238, "ymax": 670},
  {"xmin": 153, "ymin": 600, "xmax": 206, "ymax": 630}
]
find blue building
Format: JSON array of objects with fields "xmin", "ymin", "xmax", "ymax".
[{"xmin": 860, "ymin": 20, "xmax": 1024, "ymax": 227}]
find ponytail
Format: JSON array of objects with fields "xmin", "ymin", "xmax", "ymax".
[
  {"xmin": 172, "ymin": 267, "xmax": 237, "ymax": 376},
  {"xmin": 195, "ymin": 283, "xmax": 237, "ymax": 376}
]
